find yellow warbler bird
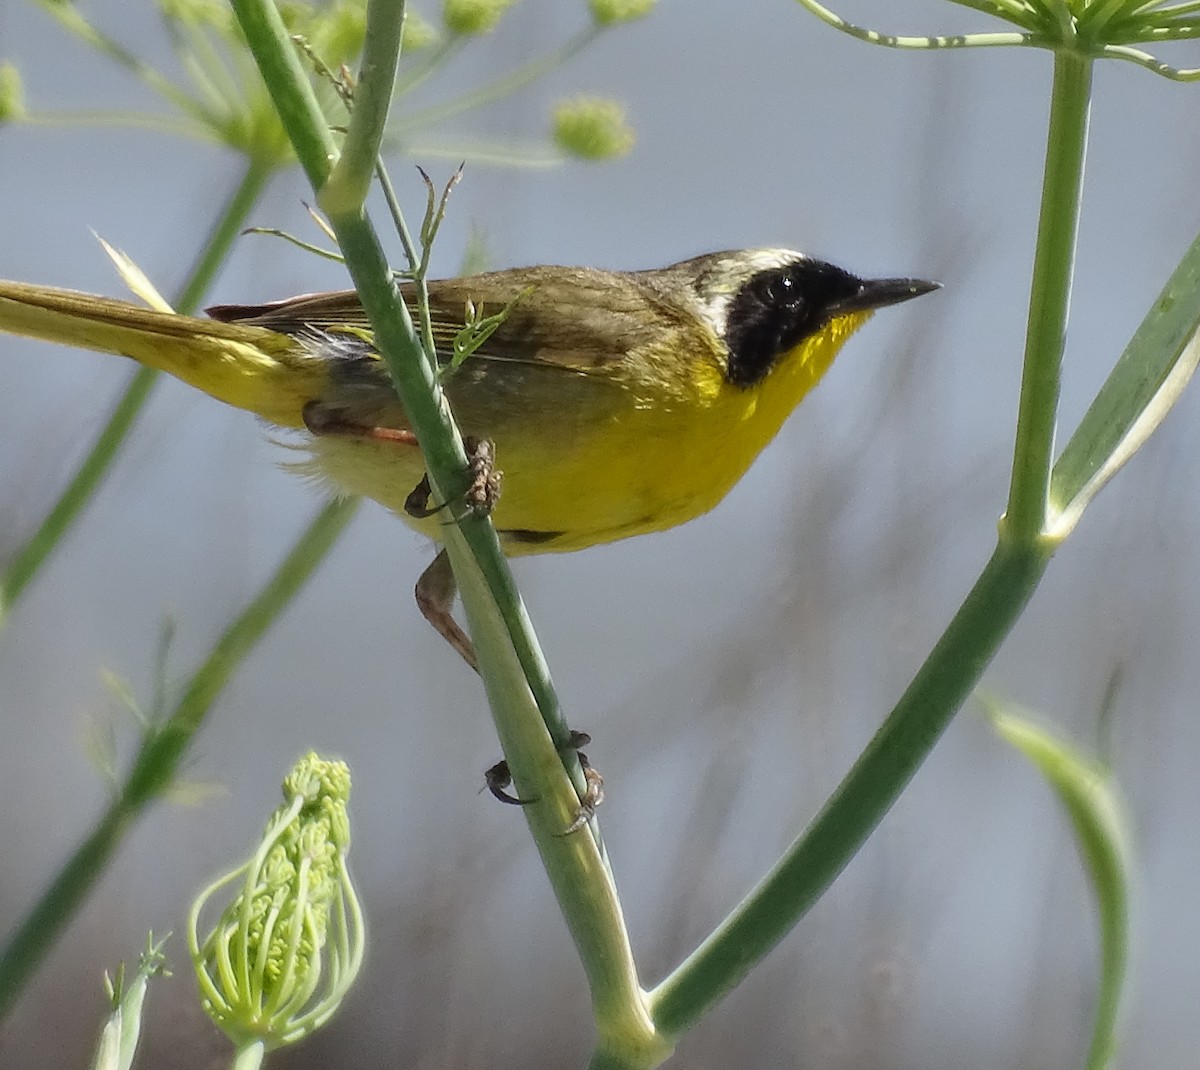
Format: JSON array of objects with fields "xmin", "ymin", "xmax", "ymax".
[{"xmin": 0, "ymin": 250, "xmax": 937, "ymax": 663}]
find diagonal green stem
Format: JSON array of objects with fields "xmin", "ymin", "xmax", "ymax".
[
  {"xmin": 228, "ymin": 0, "xmax": 658, "ymax": 1055},
  {"xmin": 649, "ymin": 540, "xmax": 1048, "ymax": 1034},
  {"xmin": 0, "ymin": 498, "xmax": 357, "ymax": 1019},
  {"xmin": 174, "ymin": 157, "xmax": 276, "ymax": 315},
  {"xmin": 650, "ymin": 37, "xmax": 1099, "ymax": 1047},
  {"xmin": 0, "ymin": 158, "xmax": 274, "ymax": 627}
]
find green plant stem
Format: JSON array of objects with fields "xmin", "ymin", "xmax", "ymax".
[
  {"xmin": 0, "ymin": 498, "xmax": 357, "ymax": 1019},
  {"xmin": 649, "ymin": 539, "xmax": 1049, "ymax": 1033},
  {"xmin": 1004, "ymin": 50, "xmax": 1092, "ymax": 542},
  {"xmin": 391, "ymin": 27, "xmax": 600, "ymax": 134},
  {"xmin": 651, "ymin": 46, "xmax": 1098, "ymax": 1040},
  {"xmin": 321, "ymin": 0, "xmax": 405, "ymax": 215},
  {"xmin": 0, "ymin": 367, "xmax": 154, "ymax": 626},
  {"xmin": 175, "ymin": 157, "xmax": 276, "ymax": 314},
  {"xmin": 449, "ymin": 531, "xmax": 667, "ymax": 1067},
  {"xmin": 230, "ymin": 0, "xmax": 582, "ymax": 756},
  {"xmin": 34, "ymin": 0, "xmax": 205, "ymax": 120},
  {"xmin": 230, "ymin": 1039, "xmax": 266, "ymax": 1070},
  {"xmin": 0, "ymin": 158, "xmax": 273, "ymax": 627},
  {"xmin": 228, "ymin": 0, "xmax": 652, "ymax": 1052}
]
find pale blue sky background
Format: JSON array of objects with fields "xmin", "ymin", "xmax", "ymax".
[{"xmin": 1, "ymin": 1, "xmax": 1199, "ymax": 1066}]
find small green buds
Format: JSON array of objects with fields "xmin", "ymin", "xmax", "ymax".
[
  {"xmin": 284, "ymin": 1, "xmax": 368, "ymax": 69},
  {"xmin": 589, "ymin": 0, "xmax": 656, "ymax": 26},
  {"xmin": 0, "ymin": 63, "xmax": 25, "ymax": 125},
  {"xmin": 188, "ymin": 753, "xmax": 364, "ymax": 1055},
  {"xmin": 443, "ymin": 0, "xmax": 517, "ymax": 35},
  {"xmin": 553, "ymin": 97, "xmax": 635, "ymax": 160},
  {"xmin": 403, "ymin": 9, "xmax": 441, "ymax": 51}
]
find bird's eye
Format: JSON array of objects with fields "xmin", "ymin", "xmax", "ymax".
[{"xmin": 764, "ymin": 273, "xmax": 798, "ymax": 305}]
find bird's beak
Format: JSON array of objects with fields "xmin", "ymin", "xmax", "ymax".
[{"xmin": 830, "ymin": 276, "xmax": 941, "ymax": 315}]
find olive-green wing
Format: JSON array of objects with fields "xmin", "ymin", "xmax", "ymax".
[{"xmin": 206, "ymin": 264, "xmax": 694, "ymax": 376}]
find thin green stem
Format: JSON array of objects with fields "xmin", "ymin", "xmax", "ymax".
[
  {"xmin": 649, "ymin": 539, "xmax": 1049, "ymax": 1035},
  {"xmin": 1004, "ymin": 51, "xmax": 1092, "ymax": 541},
  {"xmin": 375, "ymin": 160, "xmax": 439, "ymax": 362},
  {"xmin": 0, "ymin": 498, "xmax": 357, "ymax": 1018},
  {"xmin": 648, "ymin": 44, "xmax": 1098, "ymax": 1038},
  {"xmin": 321, "ymin": 0, "xmax": 406, "ymax": 215},
  {"xmin": 0, "ymin": 806, "xmax": 133, "ymax": 1021},
  {"xmin": 231, "ymin": 0, "xmax": 581, "ymax": 757},
  {"xmin": 391, "ymin": 28, "xmax": 600, "ymax": 133},
  {"xmin": 0, "ymin": 367, "xmax": 154, "ymax": 627},
  {"xmin": 22, "ymin": 111, "xmax": 209, "ymax": 138},
  {"xmin": 34, "ymin": 0, "xmax": 206, "ymax": 120},
  {"xmin": 388, "ymin": 138, "xmax": 566, "ymax": 168},
  {"xmin": 393, "ymin": 36, "xmax": 463, "ymax": 98},
  {"xmin": 0, "ymin": 159, "xmax": 274, "ymax": 627},
  {"xmin": 175, "ymin": 158, "xmax": 276, "ymax": 315},
  {"xmin": 122, "ymin": 499, "xmax": 357, "ymax": 804},
  {"xmin": 448, "ymin": 532, "xmax": 664, "ymax": 1065},
  {"xmin": 793, "ymin": 0, "xmax": 1038, "ymax": 48}
]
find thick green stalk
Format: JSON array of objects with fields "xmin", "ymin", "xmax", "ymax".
[
  {"xmin": 229, "ymin": 0, "xmax": 583, "ymax": 756},
  {"xmin": 449, "ymin": 531, "xmax": 666, "ymax": 1066},
  {"xmin": 0, "ymin": 158, "xmax": 274, "ymax": 626},
  {"xmin": 228, "ymin": 0, "xmax": 652, "ymax": 1050},
  {"xmin": 649, "ymin": 540, "xmax": 1048, "ymax": 1034},
  {"xmin": 650, "ymin": 46, "xmax": 1097, "ymax": 1042},
  {"xmin": 1004, "ymin": 50, "xmax": 1092, "ymax": 541},
  {"xmin": 230, "ymin": 1040, "xmax": 266, "ymax": 1070},
  {"xmin": 0, "ymin": 498, "xmax": 357, "ymax": 1018}
]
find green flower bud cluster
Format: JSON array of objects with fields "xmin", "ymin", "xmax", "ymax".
[
  {"xmin": 589, "ymin": 0, "xmax": 656, "ymax": 26},
  {"xmin": 188, "ymin": 753, "xmax": 364, "ymax": 1054},
  {"xmin": 553, "ymin": 97, "xmax": 635, "ymax": 160},
  {"xmin": 403, "ymin": 9, "xmax": 441, "ymax": 51},
  {"xmin": 443, "ymin": 0, "xmax": 517, "ymax": 35}
]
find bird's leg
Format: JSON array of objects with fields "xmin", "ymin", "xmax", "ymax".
[
  {"xmin": 403, "ymin": 437, "xmax": 501, "ymax": 522},
  {"xmin": 301, "ymin": 400, "xmax": 420, "ymax": 446},
  {"xmin": 559, "ymin": 733, "xmax": 605, "ymax": 836},
  {"xmin": 418, "ymin": 553, "xmax": 605, "ymax": 826},
  {"xmin": 303, "ymin": 406, "xmax": 492, "ymax": 672},
  {"xmin": 346, "ymin": 430, "xmax": 599, "ymax": 825},
  {"xmin": 483, "ymin": 758, "xmax": 534, "ymax": 805},
  {"xmin": 485, "ymin": 730, "xmax": 604, "ymax": 835},
  {"xmin": 406, "ymin": 438, "xmax": 504, "ymax": 671},
  {"xmin": 414, "ymin": 548, "xmax": 478, "ymax": 671}
]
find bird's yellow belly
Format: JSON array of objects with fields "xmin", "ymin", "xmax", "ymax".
[{"xmin": 305, "ymin": 388, "xmax": 765, "ymax": 555}]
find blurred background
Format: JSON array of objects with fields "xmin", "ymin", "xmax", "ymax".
[{"xmin": 1, "ymin": 0, "xmax": 1199, "ymax": 1066}]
